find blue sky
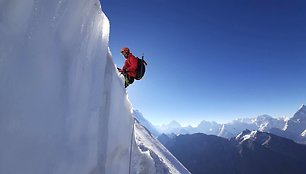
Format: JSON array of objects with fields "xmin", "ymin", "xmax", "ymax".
[{"xmin": 101, "ymin": 0, "xmax": 306, "ymax": 126}]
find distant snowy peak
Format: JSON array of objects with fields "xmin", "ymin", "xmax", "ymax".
[
  {"xmin": 299, "ymin": 104, "xmax": 306, "ymax": 111},
  {"xmin": 228, "ymin": 114, "xmax": 286, "ymax": 126},
  {"xmin": 231, "ymin": 117, "xmax": 253, "ymax": 124},
  {"xmin": 156, "ymin": 114, "xmax": 287, "ymax": 138},
  {"xmin": 196, "ymin": 120, "xmax": 221, "ymax": 134},
  {"xmin": 253, "ymin": 114, "xmax": 276, "ymax": 124},
  {"xmin": 253, "ymin": 115, "xmax": 287, "ymax": 132},
  {"xmin": 269, "ymin": 105, "xmax": 306, "ymax": 144},
  {"xmin": 198, "ymin": 120, "xmax": 219, "ymax": 126},
  {"xmin": 285, "ymin": 104, "xmax": 306, "ymax": 135},
  {"xmin": 155, "ymin": 112, "xmax": 290, "ymax": 139},
  {"xmin": 155, "ymin": 121, "xmax": 184, "ymax": 135},
  {"xmin": 221, "ymin": 114, "xmax": 287, "ymax": 136},
  {"xmin": 293, "ymin": 104, "xmax": 306, "ymax": 120},
  {"xmin": 168, "ymin": 121, "xmax": 182, "ymax": 128},
  {"xmin": 197, "ymin": 120, "xmax": 219, "ymax": 128}
]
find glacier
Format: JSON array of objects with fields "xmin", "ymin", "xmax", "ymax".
[{"xmin": 0, "ymin": 0, "xmax": 189, "ymax": 173}]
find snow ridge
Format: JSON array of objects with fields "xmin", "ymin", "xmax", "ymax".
[{"xmin": 134, "ymin": 120, "xmax": 191, "ymax": 174}]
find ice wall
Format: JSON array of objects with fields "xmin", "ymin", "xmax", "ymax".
[{"xmin": 0, "ymin": 0, "xmax": 134, "ymax": 173}]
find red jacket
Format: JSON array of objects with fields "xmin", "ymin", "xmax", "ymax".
[{"xmin": 122, "ymin": 53, "xmax": 138, "ymax": 78}]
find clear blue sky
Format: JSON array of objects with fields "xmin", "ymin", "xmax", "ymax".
[{"xmin": 101, "ymin": 0, "xmax": 306, "ymax": 126}]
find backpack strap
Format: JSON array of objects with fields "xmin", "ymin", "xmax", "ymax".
[{"xmin": 141, "ymin": 53, "xmax": 147, "ymax": 66}]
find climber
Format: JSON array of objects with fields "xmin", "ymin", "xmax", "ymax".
[{"xmin": 117, "ymin": 47, "xmax": 138, "ymax": 88}]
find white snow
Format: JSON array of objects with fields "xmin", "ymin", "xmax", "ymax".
[
  {"xmin": 285, "ymin": 104, "xmax": 306, "ymax": 136},
  {"xmin": 156, "ymin": 115, "xmax": 287, "ymax": 138},
  {"xmin": 239, "ymin": 130, "xmax": 258, "ymax": 142},
  {"xmin": 299, "ymin": 104, "xmax": 306, "ymax": 111},
  {"xmin": 301, "ymin": 130, "xmax": 306, "ymax": 137},
  {"xmin": 134, "ymin": 120, "xmax": 191, "ymax": 174},
  {"xmin": 133, "ymin": 110, "xmax": 161, "ymax": 137},
  {"xmin": 236, "ymin": 130, "xmax": 272, "ymax": 145},
  {"xmin": 0, "ymin": 0, "xmax": 189, "ymax": 174}
]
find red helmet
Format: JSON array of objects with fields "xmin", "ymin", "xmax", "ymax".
[{"xmin": 120, "ymin": 47, "xmax": 130, "ymax": 54}]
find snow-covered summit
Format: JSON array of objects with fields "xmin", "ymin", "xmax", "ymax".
[
  {"xmin": 285, "ymin": 104, "xmax": 306, "ymax": 135},
  {"xmin": 197, "ymin": 120, "xmax": 220, "ymax": 133},
  {"xmin": 299, "ymin": 104, "xmax": 306, "ymax": 111},
  {"xmin": 168, "ymin": 120, "xmax": 183, "ymax": 128},
  {"xmin": 155, "ymin": 121, "xmax": 183, "ymax": 134},
  {"xmin": 253, "ymin": 114, "xmax": 287, "ymax": 132},
  {"xmin": 294, "ymin": 104, "xmax": 306, "ymax": 119}
]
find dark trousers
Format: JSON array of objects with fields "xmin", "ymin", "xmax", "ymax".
[{"xmin": 124, "ymin": 74, "xmax": 134, "ymax": 88}]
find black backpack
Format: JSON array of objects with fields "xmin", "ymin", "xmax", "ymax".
[{"xmin": 135, "ymin": 54, "xmax": 147, "ymax": 80}]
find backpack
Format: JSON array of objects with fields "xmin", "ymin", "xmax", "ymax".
[{"xmin": 135, "ymin": 54, "xmax": 147, "ymax": 80}]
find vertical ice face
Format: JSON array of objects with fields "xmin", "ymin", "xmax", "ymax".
[{"xmin": 0, "ymin": 0, "xmax": 134, "ymax": 174}]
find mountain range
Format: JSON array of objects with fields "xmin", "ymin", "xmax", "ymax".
[
  {"xmin": 149, "ymin": 105, "xmax": 306, "ymax": 144},
  {"xmin": 270, "ymin": 104, "xmax": 306, "ymax": 144},
  {"xmin": 155, "ymin": 114, "xmax": 287, "ymax": 137},
  {"xmin": 158, "ymin": 130, "xmax": 306, "ymax": 174}
]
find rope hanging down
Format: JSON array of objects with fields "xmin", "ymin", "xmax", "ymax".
[{"xmin": 128, "ymin": 118, "xmax": 135, "ymax": 174}]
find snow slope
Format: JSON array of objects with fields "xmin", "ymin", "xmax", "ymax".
[
  {"xmin": 133, "ymin": 119, "xmax": 190, "ymax": 174},
  {"xmin": 133, "ymin": 110, "xmax": 161, "ymax": 137},
  {"xmin": 271, "ymin": 104, "xmax": 306, "ymax": 143},
  {"xmin": 286, "ymin": 105, "xmax": 306, "ymax": 135},
  {"xmin": 0, "ymin": 0, "xmax": 188, "ymax": 173}
]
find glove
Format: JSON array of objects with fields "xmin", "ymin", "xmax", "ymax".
[{"xmin": 117, "ymin": 68, "xmax": 127, "ymax": 74}]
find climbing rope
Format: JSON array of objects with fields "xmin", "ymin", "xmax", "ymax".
[{"xmin": 128, "ymin": 118, "xmax": 135, "ymax": 174}]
